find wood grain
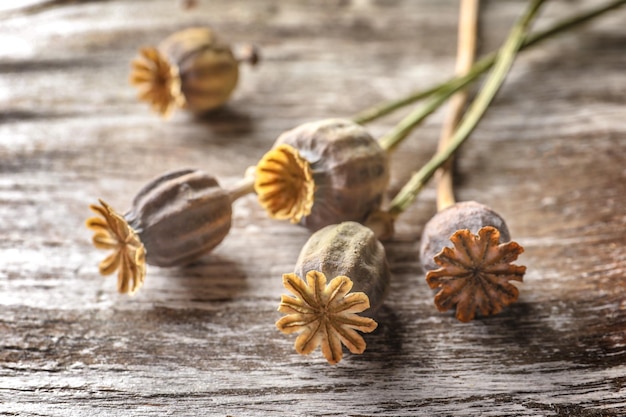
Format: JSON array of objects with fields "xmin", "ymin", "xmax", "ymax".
[{"xmin": 1, "ymin": 1, "xmax": 625, "ymax": 416}]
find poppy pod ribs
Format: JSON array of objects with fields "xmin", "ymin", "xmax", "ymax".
[
  {"xmin": 125, "ymin": 169, "xmax": 233, "ymax": 267},
  {"xmin": 255, "ymin": 119, "xmax": 390, "ymax": 232},
  {"xmin": 86, "ymin": 169, "xmax": 236, "ymax": 294},
  {"xmin": 130, "ymin": 27, "xmax": 246, "ymax": 117},
  {"xmin": 276, "ymin": 221, "xmax": 390, "ymax": 364},
  {"xmin": 420, "ymin": 201, "xmax": 526, "ymax": 322}
]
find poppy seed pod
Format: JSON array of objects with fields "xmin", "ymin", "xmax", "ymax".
[
  {"xmin": 125, "ymin": 169, "xmax": 232, "ymax": 267},
  {"xmin": 255, "ymin": 118, "xmax": 390, "ymax": 232},
  {"xmin": 420, "ymin": 201, "xmax": 510, "ymax": 272},
  {"xmin": 276, "ymin": 221, "xmax": 390, "ymax": 364},
  {"xmin": 294, "ymin": 221, "xmax": 390, "ymax": 312},
  {"xmin": 419, "ymin": 201, "xmax": 526, "ymax": 322},
  {"xmin": 86, "ymin": 169, "xmax": 234, "ymax": 294},
  {"xmin": 130, "ymin": 27, "xmax": 254, "ymax": 117}
]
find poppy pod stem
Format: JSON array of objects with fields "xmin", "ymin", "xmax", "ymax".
[
  {"xmin": 234, "ymin": 44, "xmax": 260, "ymax": 66},
  {"xmin": 353, "ymin": 0, "xmax": 626, "ymax": 126},
  {"xmin": 436, "ymin": 0, "xmax": 479, "ymax": 212},
  {"xmin": 226, "ymin": 173, "xmax": 256, "ymax": 204},
  {"xmin": 387, "ymin": 0, "xmax": 545, "ymax": 219}
]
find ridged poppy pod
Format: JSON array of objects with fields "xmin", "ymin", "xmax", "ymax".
[
  {"xmin": 130, "ymin": 27, "xmax": 255, "ymax": 117},
  {"xmin": 255, "ymin": 119, "xmax": 390, "ymax": 232},
  {"xmin": 420, "ymin": 201, "xmax": 511, "ymax": 272},
  {"xmin": 86, "ymin": 169, "xmax": 233, "ymax": 294},
  {"xmin": 419, "ymin": 201, "xmax": 526, "ymax": 322},
  {"xmin": 126, "ymin": 169, "xmax": 232, "ymax": 267},
  {"xmin": 276, "ymin": 221, "xmax": 390, "ymax": 364},
  {"xmin": 294, "ymin": 221, "xmax": 390, "ymax": 312}
]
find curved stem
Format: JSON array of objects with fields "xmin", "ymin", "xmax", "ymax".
[
  {"xmin": 436, "ymin": 0, "xmax": 480, "ymax": 212},
  {"xmin": 387, "ymin": 0, "xmax": 546, "ymax": 219},
  {"xmin": 354, "ymin": 0, "xmax": 626, "ymax": 126}
]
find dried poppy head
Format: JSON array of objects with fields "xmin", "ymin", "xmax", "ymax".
[
  {"xmin": 419, "ymin": 201, "xmax": 526, "ymax": 322},
  {"xmin": 86, "ymin": 169, "xmax": 233, "ymax": 294},
  {"xmin": 125, "ymin": 169, "xmax": 233, "ymax": 267},
  {"xmin": 130, "ymin": 27, "xmax": 256, "ymax": 117},
  {"xmin": 255, "ymin": 118, "xmax": 390, "ymax": 232},
  {"xmin": 276, "ymin": 221, "xmax": 390, "ymax": 364}
]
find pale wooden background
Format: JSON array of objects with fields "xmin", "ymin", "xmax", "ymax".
[{"xmin": 0, "ymin": 1, "xmax": 625, "ymax": 416}]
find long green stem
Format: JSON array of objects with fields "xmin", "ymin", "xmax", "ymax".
[
  {"xmin": 387, "ymin": 0, "xmax": 546, "ymax": 218},
  {"xmin": 377, "ymin": 70, "xmax": 484, "ymax": 152},
  {"xmin": 363, "ymin": 59, "xmax": 489, "ymax": 135},
  {"xmin": 354, "ymin": 0, "xmax": 626, "ymax": 126}
]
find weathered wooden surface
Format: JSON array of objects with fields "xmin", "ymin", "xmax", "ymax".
[{"xmin": 1, "ymin": 0, "xmax": 625, "ymax": 416}]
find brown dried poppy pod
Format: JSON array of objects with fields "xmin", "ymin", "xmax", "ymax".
[
  {"xmin": 419, "ymin": 201, "xmax": 526, "ymax": 322},
  {"xmin": 125, "ymin": 169, "xmax": 233, "ymax": 267},
  {"xmin": 420, "ymin": 201, "xmax": 510, "ymax": 272},
  {"xmin": 255, "ymin": 118, "xmax": 390, "ymax": 232},
  {"xmin": 276, "ymin": 221, "xmax": 389, "ymax": 364},
  {"xmin": 86, "ymin": 168, "xmax": 249, "ymax": 294},
  {"xmin": 130, "ymin": 27, "xmax": 258, "ymax": 117}
]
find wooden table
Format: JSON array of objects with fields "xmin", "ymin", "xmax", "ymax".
[{"xmin": 1, "ymin": 1, "xmax": 625, "ymax": 415}]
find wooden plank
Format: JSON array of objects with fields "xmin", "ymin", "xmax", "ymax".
[{"xmin": 0, "ymin": 0, "xmax": 625, "ymax": 415}]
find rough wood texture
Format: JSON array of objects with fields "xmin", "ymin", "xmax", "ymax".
[{"xmin": 1, "ymin": 1, "xmax": 625, "ymax": 416}]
